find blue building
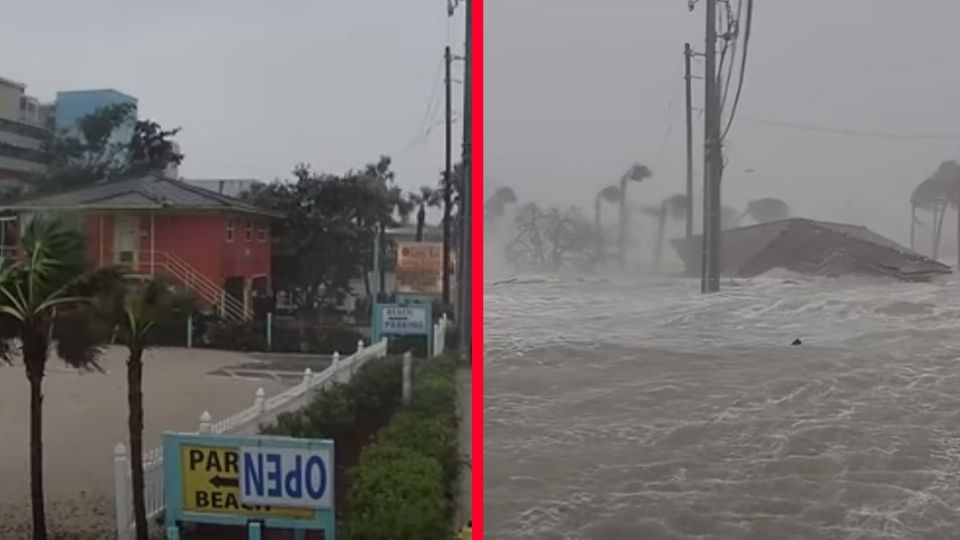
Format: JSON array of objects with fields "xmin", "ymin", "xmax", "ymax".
[{"xmin": 55, "ymin": 88, "xmax": 137, "ymax": 143}]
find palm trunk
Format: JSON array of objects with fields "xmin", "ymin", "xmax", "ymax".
[
  {"xmin": 416, "ymin": 205, "xmax": 425, "ymax": 242},
  {"xmin": 594, "ymin": 198, "xmax": 603, "ymax": 261},
  {"xmin": 955, "ymin": 206, "xmax": 960, "ymax": 269},
  {"xmin": 654, "ymin": 206, "xmax": 667, "ymax": 268},
  {"xmin": 28, "ymin": 372, "xmax": 46, "ymax": 540},
  {"xmin": 128, "ymin": 344, "xmax": 148, "ymax": 540},
  {"xmin": 23, "ymin": 327, "xmax": 48, "ymax": 540},
  {"xmin": 618, "ymin": 177, "xmax": 628, "ymax": 266},
  {"xmin": 934, "ymin": 204, "xmax": 946, "ymax": 260},
  {"xmin": 909, "ymin": 204, "xmax": 916, "ymax": 251}
]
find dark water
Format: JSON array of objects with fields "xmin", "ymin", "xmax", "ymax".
[{"xmin": 485, "ymin": 273, "xmax": 960, "ymax": 539}]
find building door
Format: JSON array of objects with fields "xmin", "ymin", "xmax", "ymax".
[{"xmin": 114, "ymin": 215, "xmax": 139, "ymax": 267}]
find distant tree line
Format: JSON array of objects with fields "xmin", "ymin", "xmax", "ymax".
[{"xmin": 489, "ymin": 162, "xmax": 792, "ymax": 273}]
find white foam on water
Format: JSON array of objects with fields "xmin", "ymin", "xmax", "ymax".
[{"xmin": 485, "ymin": 274, "xmax": 960, "ymax": 539}]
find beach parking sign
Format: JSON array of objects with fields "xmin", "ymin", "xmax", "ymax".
[
  {"xmin": 380, "ymin": 305, "xmax": 428, "ymax": 334},
  {"xmin": 163, "ymin": 433, "xmax": 336, "ymax": 539}
]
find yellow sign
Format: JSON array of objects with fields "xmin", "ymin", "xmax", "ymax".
[
  {"xmin": 396, "ymin": 242, "xmax": 444, "ymax": 294},
  {"xmin": 396, "ymin": 242, "xmax": 443, "ymax": 274},
  {"xmin": 180, "ymin": 444, "xmax": 314, "ymax": 519},
  {"xmin": 396, "ymin": 272, "xmax": 443, "ymax": 294}
]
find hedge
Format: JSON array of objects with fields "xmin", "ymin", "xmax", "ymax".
[
  {"xmin": 259, "ymin": 354, "xmax": 404, "ymax": 524},
  {"xmin": 346, "ymin": 355, "xmax": 460, "ymax": 540}
]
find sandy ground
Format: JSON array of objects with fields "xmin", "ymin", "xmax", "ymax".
[
  {"xmin": 457, "ymin": 366, "xmax": 472, "ymax": 529},
  {"xmin": 0, "ymin": 346, "xmax": 290, "ymax": 539}
]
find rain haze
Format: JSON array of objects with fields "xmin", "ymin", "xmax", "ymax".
[
  {"xmin": 485, "ymin": 2, "xmax": 960, "ymax": 539},
  {"xmin": 486, "ymin": 0, "xmax": 960, "ymax": 244},
  {"xmin": 0, "ymin": 0, "xmax": 464, "ymax": 189}
]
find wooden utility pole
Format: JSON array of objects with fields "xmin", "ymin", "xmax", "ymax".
[
  {"xmin": 684, "ymin": 42, "xmax": 694, "ymax": 239},
  {"xmin": 459, "ymin": 0, "xmax": 472, "ymax": 364},
  {"xmin": 702, "ymin": 0, "xmax": 723, "ymax": 293},
  {"xmin": 443, "ymin": 45, "xmax": 453, "ymax": 305}
]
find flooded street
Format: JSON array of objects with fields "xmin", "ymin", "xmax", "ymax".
[{"xmin": 485, "ymin": 273, "xmax": 960, "ymax": 539}]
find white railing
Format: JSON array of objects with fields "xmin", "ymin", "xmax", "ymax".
[
  {"xmin": 434, "ymin": 313, "xmax": 448, "ymax": 356},
  {"xmin": 112, "ymin": 338, "xmax": 389, "ymax": 540}
]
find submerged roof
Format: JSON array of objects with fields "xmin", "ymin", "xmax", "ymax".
[
  {"xmin": 670, "ymin": 218, "xmax": 952, "ymax": 282},
  {"xmin": 0, "ymin": 175, "xmax": 280, "ymax": 218}
]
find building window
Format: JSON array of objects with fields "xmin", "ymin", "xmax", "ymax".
[
  {"xmin": 245, "ymin": 220, "xmax": 253, "ymax": 241},
  {"xmin": 226, "ymin": 219, "xmax": 235, "ymax": 242},
  {"xmin": 258, "ymin": 223, "xmax": 268, "ymax": 242}
]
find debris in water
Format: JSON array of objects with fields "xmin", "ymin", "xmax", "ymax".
[
  {"xmin": 791, "ymin": 338, "xmax": 803, "ymax": 346},
  {"xmin": 670, "ymin": 218, "xmax": 951, "ymax": 282}
]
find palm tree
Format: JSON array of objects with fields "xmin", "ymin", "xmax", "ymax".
[
  {"xmin": 911, "ymin": 174, "xmax": 945, "ymax": 253},
  {"xmin": 642, "ymin": 194, "xmax": 689, "ymax": 267},
  {"xmin": 740, "ymin": 198, "xmax": 791, "ymax": 224},
  {"xmin": 485, "ymin": 186, "xmax": 517, "ymax": 223},
  {"xmin": 618, "ymin": 163, "xmax": 653, "ymax": 265},
  {"xmin": 95, "ymin": 278, "xmax": 193, "ymax": 540},
  {"xmin": 408, "ymin": 186, "xmax": 441, "ymax": 241},
  {"xmin": 594, "ymin": 186, "xmax": 621, "ymax": 260},
  {"xmin": 910, "ymin": 161, "xmax": 960, "ymax": 261},
  {"xmin": 933, "ymin": 161, "xmax": 960, "ymax": 264},
  {"xmin": 0, "ymin": 217, "xmax": 115, "ymax": 540}
]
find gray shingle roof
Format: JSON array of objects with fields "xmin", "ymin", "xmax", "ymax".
[{"xmin": 2, "ymin": 175, "xmax": 279, "ymax": 217}]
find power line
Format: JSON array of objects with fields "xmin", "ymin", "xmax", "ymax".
[
  {"xmin": 740, "ymin": 117, "xmax": 960, "ymax": 141},
  {"xmin": 720, "ymin": 0, "xmax": 752, "ymax": 142}
]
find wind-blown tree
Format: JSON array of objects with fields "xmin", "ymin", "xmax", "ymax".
[
  {"xmin": 504, "ymin": 204, "xmax": 595, "ymax": 271},
  {"xmin": 594, "ymin": 185, "xmax": 621, "ymax": 260},
  {"xmin": 925, "ymin": 160, "xmax": 960, "ymax": 264},
  {"xmin": 243, "ymin": 156, "xmax": 411, "ymax": 305},
  {"xmin": 740, "ymin": 198, "xmax": 791, "ymax": 224},
  {"xmin": 36, "ymin": 103, "xmax": 183, "ymax": 195},
  {"xmin": 485, "ymin": 186, "xmax": 518, "ymax": 224},
  {"xmin": 618, "ymin": 164, "xmax": 653, "ymax": 265},
  {"xmin": 407, "ymin": 186, "xmax": 440, "ymax": 241},
  {"xmin": 910, "ymin": 174, "xmax": 946, "ymax": 253},
  {"xmin": 641, "ymin": 194, "xmax": 689, "ymax": 267},
  {"xmin": 96, "ymin": 278, "xmax": 194, "ymax": 540},
  {"xmin": 0, "ymin": 217, "xmax": 116, "ymax": 540}
]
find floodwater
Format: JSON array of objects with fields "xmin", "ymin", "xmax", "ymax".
[{"xmin": 485, "ymin": 271, "xmax": 960, "ymax": 539}]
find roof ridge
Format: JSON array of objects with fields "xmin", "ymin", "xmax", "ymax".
[{"xmin": 159, "ymin": 176, "xmax": 259, "ymax": 208}]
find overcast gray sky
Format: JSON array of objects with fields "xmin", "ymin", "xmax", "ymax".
[
  {"xmin": 486, "ymin": 0, "xmax": 960, "ymax": 243},
  {"xmin": 0, "ymin": 0, "xmax": 463, "ymax": 192}
]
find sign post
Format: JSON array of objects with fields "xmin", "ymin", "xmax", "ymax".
[
  {"xmin": 163, "ymin": 432, "xmax": 335, "ymax": 539},
  {"xmin": 372, "ymin": 301, "xmax": 433, "ymax": 357}
]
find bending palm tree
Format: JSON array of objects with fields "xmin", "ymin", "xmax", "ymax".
[
  {"xmin": 911, "ymin": 174, "xmax": 944, "ymax": 254},
  {"xmin": 0, "ymin": 217, "xmax": 115, "ymax": 540},
  {"xmin": 594, "ymin": 185, "xmax": 621, "ymax": 261},
  {"xmin": 644, "ymin": 194, "xmax": 688, "ymax": 267},
  {"xmin": 934, "ymin": 161, "xmax": 960, "ymax": 265},
  {"xmin": 485, "ymin": 186, "xmax": 518, "ymax": 224},
  {"xmin": 96, "ymin": 278, "xmax": 194, "ymax": 540},
  {"xmin": 408, "ymin": 186, "xmax": 441, "ymax": 241},
  {"xmin": 618, "ymin": 164, "xmax": 653, "ymax": 266}
]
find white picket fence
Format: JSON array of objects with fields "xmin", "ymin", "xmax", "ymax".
[
  {"xmin": 112, "ymin": 338, "xmax": 388, "ymax": 540},
  {"xmin": 434, "ymin": 313, "xmax": 448, "ymax": 356}
]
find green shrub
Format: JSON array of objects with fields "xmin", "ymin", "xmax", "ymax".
[
  {"xmin": 260, "ymin": 355, "xmax": 402, "ymax": 439},
  {"xmin": 346, "ymin": 354, "xmax": 459, "ymax": 540},
  {"xmin": 347, "ymin": 445, "xmax": 447, "ymax": 540}
]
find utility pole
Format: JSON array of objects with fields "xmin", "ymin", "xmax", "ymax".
[
  {"xmin": 702, "ymin": 0, "xmax": 723, "ymax": 293},
  {"xmin": 443, "ymin": 45, "xmax": 453, "ymax": 305},
  {"xmin": 458, "ymin": 0, "xmax": 472, "ymax": 365},
  {"xmin": 684, "ymin": 42, "xmax": 694, "ymax": 239}
]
